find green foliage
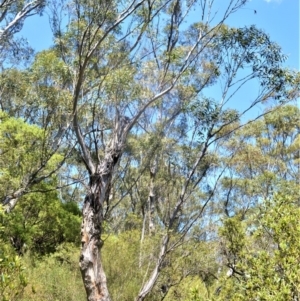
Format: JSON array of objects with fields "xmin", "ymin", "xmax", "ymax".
[
  {"xmin": 221, "ymin": 105, "xmax": 300, "ymax": 216},
  {"xmin": 164, "ymin": 276, "xmax": 210, "ymax": 301},
  {"xmin": 0, "ymin": 205, "xmax": 27, "ymax": 301},
  {"xmin": 1, "ymin": 184, "xmax": 81, "ymax": 255},
  {"xmin": 219, "ymin": 215, "xmax": 246, "ymax": 261},
  {"xmin": 0, "ymin": 111, "xmax": 64, "ymax": 199},
  {"xmin": 102, "ymin": 230, "xmax": 154, "ymax": 301},
  {"xmin": 217, "ymin": 25, "xmax": 296, "ymax": 101},
  {"xmin": 218, "ymin": 193, "xmax": 300, "ymax": 301},
  {"xmin": 21, "ymin": 244, "xmax": 85, "ymax": 301},
  {"xmin": 0, "ymin": 112, "xmax": 42, "ymax": 192}
]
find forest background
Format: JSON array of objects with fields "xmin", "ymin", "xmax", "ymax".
[{"xmin": 0, "ymin": 0, "xmax": 299, "ymax": 301}]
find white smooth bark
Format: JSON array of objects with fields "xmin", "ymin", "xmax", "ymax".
[{"xmin": 0, "ymin": 0, "xmax": 43, "ymax": 41}]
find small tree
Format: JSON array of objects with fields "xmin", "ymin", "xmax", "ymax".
[{"xmin": 219, "ymin": 193, "xmax": 300, "ymax": 301}]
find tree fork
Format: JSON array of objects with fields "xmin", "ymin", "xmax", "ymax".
[{"xmin": 79, "ymin": 131, "xmax": 126, "ymax": 301}]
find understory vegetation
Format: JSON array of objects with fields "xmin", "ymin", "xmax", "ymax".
[{"xmin": 1, "ymin": 105, "xmax": 299, "ymax": 301}]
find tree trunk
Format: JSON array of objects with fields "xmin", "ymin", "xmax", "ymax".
[
  {"xmin": 148, "ymin": 162, "xmax": 157, "ymax": 235},
  {"xmin": 139, "ymin": 211, "xmax": 146, "ymax": 269},
  {"xmin": 136, "ymin": 234, "xmax": 169, "ymax": 301},
  {"xmin": 80, "ymin": 174, "xmax": 111, "ymax": 301},
  {"xmin": 79, "ymin": 115, "xmax": 129, "ymax": 301},
  {"xmin": 79, "ymin": 148, "xmax": 121, "ymax": 301}
]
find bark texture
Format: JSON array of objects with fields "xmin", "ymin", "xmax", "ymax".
[
  {"xmin": 79, "ymin": 116, "xmax": 129, "ymax": 301},
  {"xmin": 80, "ymin": 175, "xmax": 111, "ymax": 301}
]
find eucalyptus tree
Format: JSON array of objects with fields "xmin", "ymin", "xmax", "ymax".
[
  {"xmin": 41, "ymin": 0, "xmax": 299, "ymax": 300},
  {"xmin": 0, "ymin": 52, "xmax": 74, "ymax": 212},
  {"xmin": 0, "ymin": 0, "xmax": 69, "ymax": 212},
  {"xmin": 211, "ymin": 104, "xmax": 300, "ymax": 299},
  {"xmin": 0, "ymin": 0, "xmax": 298, "ymax": 300},
  {"xmin": 219, "ymin": 104, "xmax": 300, "ymax": 218}
]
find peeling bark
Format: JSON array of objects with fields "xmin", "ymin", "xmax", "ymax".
[
  {"xmin": 79, "ymin": 116, "xmax": 129, "ymax": 301},
  {"xmin": 80, "ymin": 176, "xmax": 111, "ymax": 301}
]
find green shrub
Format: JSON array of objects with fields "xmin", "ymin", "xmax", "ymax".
[
  {"xmin": 20, "ymin": 243, "xmax": 85, "ymax": 301},
  {"xmin": 0, "ymin": 205, "xmax": 27, "ymax": 301}
]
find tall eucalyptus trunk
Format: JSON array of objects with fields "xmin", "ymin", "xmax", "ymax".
[
  {"xmin": 79, "ymin": 173, "xmax": 111, "ymax": 301},
  {"xmin": 78, "ymin": 116, "xmax": 129, "ymax": 301}
]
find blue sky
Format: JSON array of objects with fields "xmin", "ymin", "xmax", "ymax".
[
  {"xmin": 20, "ymin": 0, "xmax": 299, "ymax": 70},
  {"xmin": 226, "ymin": 0, "xmax": 299, "ymax": 70}
]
